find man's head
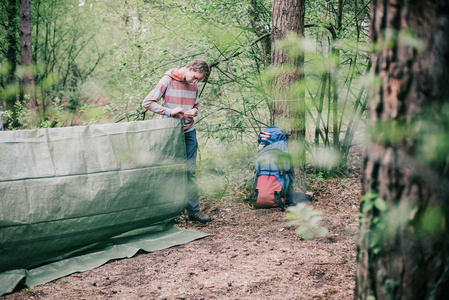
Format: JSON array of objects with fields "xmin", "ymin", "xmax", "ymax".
[{"xmin": 185, "ymin": 59, "xmax": 210, "ymax": 83}]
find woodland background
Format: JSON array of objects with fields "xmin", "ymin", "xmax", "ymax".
[
  {"xmin": 1, "ymin": 0, "xmax": 372, "ymax": 201},
  {"xmin": 1, "ymin": 0, "xmax": 449, "ymax": 299}
]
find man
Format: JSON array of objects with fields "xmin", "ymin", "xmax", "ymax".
[{"xmin": 142, "ymin": 59, "xmax": 212, "ymax": 223}]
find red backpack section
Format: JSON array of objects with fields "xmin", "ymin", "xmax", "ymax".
[{"xmin": 253, "ymin": 175, "xmax": 285, "ymax": 209}]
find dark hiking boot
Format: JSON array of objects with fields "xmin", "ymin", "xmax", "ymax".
[{"xmin": 188, "ymin": 211, "xmax": 212, "ymax": 224}]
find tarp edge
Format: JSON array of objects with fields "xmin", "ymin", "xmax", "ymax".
[{"xmin": 0, "ymin": 225, "xmax": 212, "ymax": 296}]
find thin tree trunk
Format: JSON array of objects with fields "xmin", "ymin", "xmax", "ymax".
[
  {"xmin": 315, "ymin": 73, "xmax": 327, "ymax": 147},
  {"xmin": 5, "ymin": 0, "xmax": 20, "ymax": 115},
  {"xmin": 331, "ymin": 68, "xmax": 339, "ymax": 148},
  {"xmin": 20, "ymin": 0, "xmax": 35, "ymax": 108},
  {"xmin": 249, "ymin": 0, "xmax": 271, "ymax": 65},
  {"xmin": 355, "ymin": 0, "xmax": 449, "ymax": 299},
  {"xmin": 332, "ymin": 0, "xmax": 343, "ymax": 149}
]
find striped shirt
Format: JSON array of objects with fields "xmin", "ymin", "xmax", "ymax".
[{"xmin": 142, "ymin": 69, "xmax": 199, "ymax": 133}]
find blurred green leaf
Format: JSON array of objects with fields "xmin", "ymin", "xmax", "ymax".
[{"xmin": 285, "ymin": 203, "xmax": 328, "ymax": 240}]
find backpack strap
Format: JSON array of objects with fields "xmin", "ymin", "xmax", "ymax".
[
  {"xmin": 280, "ymin": 170, "xmax": 289, "ymax": 206},
  {"xmin": 245, "ymin": 164, "xmax": 261, "ymax": 207},
  {"xmin": 253, "ymin": 189, "xmax": 259, "ymax": 206},
  {"xmin": 272, "ymin": 152, "xmax": 288, "ymax": 200},
  {"xmin": 272, "ymin": 150, "xmax": 293, "ymax": 210},
  {"xmin": 273, "ymin": 191, "xmax": 285, "ymax": 211}
]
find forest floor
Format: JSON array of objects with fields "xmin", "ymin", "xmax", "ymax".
[{"xmin": 2, "ymin": 155, "xmax": 362, "ymax": 300}]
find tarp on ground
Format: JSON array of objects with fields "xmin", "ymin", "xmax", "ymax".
[{"xmin": 0, "ymin": 119, "xmax": 211, "ymax": 296}]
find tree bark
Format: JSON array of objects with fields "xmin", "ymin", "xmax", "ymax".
[
  {"xmin": 270, "ymin": 0, "xmax": 305, "ymax": 136},
  {"xmin": 20, "ymin": 0, "xmax": 35, "ymax": 108},
  {"xmin": 4, "ymin": 0, "xmax": 20, "ymax": 113},
  {"xmin": 355, "ymin": 0, "xmax": 449, "ymax": 299},
  {"xmin": 271, "ymin": 0, "xmax": 306, "ymax": 190},
  {"xmin": 271, "ymin": 0, "xmax": 304, "ymax": 86}
]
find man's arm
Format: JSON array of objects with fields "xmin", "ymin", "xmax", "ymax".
[{"xmin": 142, "ymin": 76, "xmax": 174, "ymax": 116}]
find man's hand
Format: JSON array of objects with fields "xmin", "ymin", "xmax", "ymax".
[
  {"xmin": 260, "ymin": 131, "xmax": 271, "ymax": 140},
  {"xmin": 184, "ymin": 109, "xmax": 197, "ymax": 120},
  {"xmin": 257, "ymin": 131, "xmax": 271, "ymax": 151},
  {"xmin": 170, "ymin": 107, "xmax": 185, "ymax": 117}
]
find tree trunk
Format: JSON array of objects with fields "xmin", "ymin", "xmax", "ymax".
[
  {"xmin": 271, "ymin": 0, "xmax": 304, "ymax": 80},
  {"xmin": 20, "ymin": 0, "xmax": 35, "ymax": 108},
  {"xmin": 271, "ymin": 0, "xmax": 305, "ymax": 132},
  {"xmin": 355, "ymin": 1, "xmax": 449, "ymax": 299},
  {"xmin": 4, "ymin": 0, "xmax": 20, "ymax": 114},
  {"xmin": 271, "ymin": 0, "xmax": 306, "ymax": 190}
]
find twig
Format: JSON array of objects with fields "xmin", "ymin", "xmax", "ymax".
[{"xmin": 209, "ymin": 33, "xmax": 271, "ymax": 68}]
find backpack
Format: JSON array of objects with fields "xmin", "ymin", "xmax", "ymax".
[{"xmin": 246, "ymin": 126, "xmax": 293, "ymax": 211}]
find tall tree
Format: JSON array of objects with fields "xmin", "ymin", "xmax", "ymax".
[
  {"xmin": 356, "ymin": 0, "xmax": 449, "ymax": 299},
  {"xmin": 20, "ymin": 0, "xmax": 35, "ymax": 108},
  {"xmin": 270, "ymin": 0, "xmax": 305, "ymax": 137},
  {"xmin": 1, "ymin": 0, "xmax": 20, "ymax": 114},
  {"xmin": 270, "ymin": 0, "xmax": 306, "ymax": 189}
]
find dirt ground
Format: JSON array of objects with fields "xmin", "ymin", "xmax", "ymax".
[{"xmin": 1, "ymin": 167, "xmax": 361, "ymax": 300}]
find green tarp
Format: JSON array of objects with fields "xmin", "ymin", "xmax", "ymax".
[{"xmin": 0, "ymin": 119, "xmax": 210, "ymax": 296}]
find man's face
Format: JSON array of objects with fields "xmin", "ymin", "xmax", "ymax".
[{"xmin": 185, "ymin": 67, "xmax": 204, "ymax": 83}]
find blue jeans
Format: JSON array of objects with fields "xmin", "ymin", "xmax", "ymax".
[{"xmin": 185, "ymin": 129, "xmax": 200, "ymax": 215}]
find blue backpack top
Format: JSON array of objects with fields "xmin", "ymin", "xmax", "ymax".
[
  {"xmin": 257, "ymin": 125, "xmax": 288, "ymax": 152},
  {"xmin": 256, "ymin": 125, "xmax": 291, "ymax": 184},
  {"xmin": 248, "ymin": 126, "xmax": 293, "ymax": 210}
]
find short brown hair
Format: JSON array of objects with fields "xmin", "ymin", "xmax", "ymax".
[{"xmin": 187, "ymin": 59, "xmax": 210, "ymax": 80}]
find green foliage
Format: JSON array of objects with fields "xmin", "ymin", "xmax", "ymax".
[
  {"xmin": 10, "ymin": 98, "xmax": 33, "ymax": 129},
  {"xmin": 358, "ymin": 190, "xmax": 389, "ymax": 254},
  {"xmin": 0, "ymin": 76, "xmax": 19, "ymax": 100},
  {"xmin": 3, "ymin": 95, "xmax": 96, "ymax": 130},
  {"xmin": 285, "ymin": 203, "xmax": 328, "ymax": 240},
  {"xmin": 0, "ymin": 0, "xmax": 20, "ymax": 66},
  {"xmin": 306, "ymin": 171, "xmax": 325, "ymax": 191},
  {"xmin": 359, "ymin": 189, "xmax": 446, "ymax": 255},
  {"xmin": 74, "ymin": 0, "xmax": 275, "ymax": 134},
  {"xmin": 40, "ymin": 97, "xmax": 64, "ymax": 128},
  {"xmin": 367, "ymin": 104, "xmax": 449, "ymax": 171},
  {"xmin": 415, "ymin": 104, "xmax": 449, "ymax": 169},
  {"xmin": 372, "ymin": 29, "xmax": 425, "ymax": 52},
  {"xmin": 262, "ymin": 0, "xmax": 371, "ymax": 174},
  {"xmin": 197, "ymin": 138, "xmax": 256, "ymax": 201},
  {"xmin": 0, "ymin": 0, "xmax": 372, "ymax": 181},
  {"xmin": 415, "ymin": 206, "xmax": 446, "ymax": 237},
  {"xmin": 360, "ymin": 189, "xmax": 388, "ymax": 214},
  {"xmin": 1, "ymin": 0, "xmax": 370, "ymax": 156},
  {"xmin": 0, "ymin": 0, "xmax": 111, "ymax": 126}
]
